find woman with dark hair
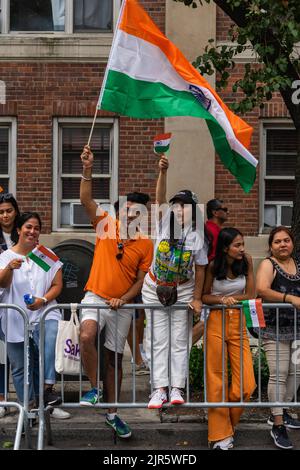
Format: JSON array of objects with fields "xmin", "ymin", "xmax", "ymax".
[
  {"xmin": 256, "ymin": 226, "xmax": 300, "ymax": 450},
  {"xmin": 202, "ymin": 227, "xmax": 256, "ymax": 450},
  {"xmin": 142, "ymin": 155, "xmax": 208, "ymax": 409},
  {"xmin": 0, "ymin": 192, "xmax": 20, "ymax": 251},
  {"xmin": 0, "ymin": 212, "xmax": 63, "ymax": 408},
  {"xmin": 0, "ymin": 193, "xmax": 20, "ymax": 417}
]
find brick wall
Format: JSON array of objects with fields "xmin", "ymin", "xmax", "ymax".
[
  {"xmin": 216, "ymin": 7, "xmax": 232, "ymax": 41},
  {"xmin": 0, "ymin": 1, "xmax": 165, "ymax": 233}
]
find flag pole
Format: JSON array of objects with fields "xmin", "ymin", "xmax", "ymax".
[
  {"xmin": 87, "ymin": 105, "xmax": 99, "ymax": 147},
  {"xmin": 87, "ymin": 1, "xmax": 126, "ymax": 148}
]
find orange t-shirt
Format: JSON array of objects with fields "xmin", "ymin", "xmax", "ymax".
[{"xmin": 85, "ymin": 213, "xmax": 153, "ymax": 300}]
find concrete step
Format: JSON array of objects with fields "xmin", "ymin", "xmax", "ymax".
[{"xmin": 2, "ymin": 421, "xmax": 300, "ymax": 450}]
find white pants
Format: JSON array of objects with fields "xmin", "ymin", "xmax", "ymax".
[{"xmin": 142, "ymin": 274, "xmax": 193, "ymax": 389}]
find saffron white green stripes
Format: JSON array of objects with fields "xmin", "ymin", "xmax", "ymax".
[
  {"xmin": 242, "ymin": 299, "xmax": 266, "ymax": 328},
  {"xmin": 154, "ymin": 133, "xmax": 172, "ymax": 154},
  {"xmin": 27, "ymin": 245, "xmax": 60, "ymax": 272},
  {"xmin": 98, "ymin": 0, "xmax": 258, "ymax": 193}
]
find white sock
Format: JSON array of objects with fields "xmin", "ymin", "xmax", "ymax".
[{"xmin": 107, "ymin": 413, "xmax": 116, "ymax": 420}]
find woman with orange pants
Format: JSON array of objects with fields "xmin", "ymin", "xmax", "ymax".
[{"xmin": 202, "ymin": 227, "xmax": 256, "ymax": 450}]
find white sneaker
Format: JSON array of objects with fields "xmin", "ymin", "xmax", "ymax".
[
  {"xmin": 51, "ymin": 408, "xmax": 71, "ymax": 420},
  {"xmin": 140, "ymin": 348, "xmax": 148, "ymax": 367},
  {"xmin": 134, "ymin": 362, "xmax": 150, "ymax": 376},
  {"xmin": 148, "ymin": 389, "xmax": 167, "ymax": 409},
  {"xmin": 212, "ymin": 436, "xmax": 234, "ymax": 450},
  {"xmin": 170, "ymin": 387, "xmax": 185, "ymax": 405},
  {"xmin": 0, "ymin": 406, "xmax": 7, "ymax": 418}
]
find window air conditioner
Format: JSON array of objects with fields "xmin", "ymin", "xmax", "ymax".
[{"xmin": 70, "ymin": 203, "xmax": 91, "ymax": 227}]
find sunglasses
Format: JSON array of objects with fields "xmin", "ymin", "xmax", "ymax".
[
  {"xmin": 116, "ymin": 242, "xmax": 124, "ymax": 260},
  {"xmin": 0, "ymin": 193, "xmax": 14, "ymax": 203},
  {"xmin": 216, "ymin": 207, "xmax": 228, "ymax": 212}
]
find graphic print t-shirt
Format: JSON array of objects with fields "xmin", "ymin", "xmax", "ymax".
[{"xmin": 151, "ymin": 208, "xmax": 208, "ymax": 283}]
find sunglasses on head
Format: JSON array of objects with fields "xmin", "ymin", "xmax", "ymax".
[
  {"xmin": 0, "ymin": 193, "xmax": 14, "ymax": 203},
  {"xmin": 116, "ymin": 242, "xmax": 124, "ymax": 260}
]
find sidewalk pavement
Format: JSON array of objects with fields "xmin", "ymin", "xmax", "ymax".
[{"xmin": 2, "ymin": 344, "xmax": 300, "ymax": 450}]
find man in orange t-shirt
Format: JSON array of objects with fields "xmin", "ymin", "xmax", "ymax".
[{"xmin": 79, "ymin": 146, "xmax": 153, "ymax": 439}]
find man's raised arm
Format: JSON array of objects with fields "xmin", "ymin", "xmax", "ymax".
[{"xmin": 80, "ymin": 145, "xmax": 104, "ymax": 222}]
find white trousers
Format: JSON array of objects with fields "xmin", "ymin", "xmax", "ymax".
[{"xmin": 142, "ymin": 274, "xmax": 193, "ymax": 389}]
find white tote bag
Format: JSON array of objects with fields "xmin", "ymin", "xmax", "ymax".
[{"xmin": 55, "ymin": 304, "xmax": 81, "ymax": 375}]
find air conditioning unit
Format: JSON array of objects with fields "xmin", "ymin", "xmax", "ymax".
[{"xmin": 70, "ymin": 203, "xmax": 91, "ymax": 227}]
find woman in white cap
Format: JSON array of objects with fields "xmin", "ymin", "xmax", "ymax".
[{"xmin": 142, "ymin": 155, "xmax": 208, "ymax": 409}]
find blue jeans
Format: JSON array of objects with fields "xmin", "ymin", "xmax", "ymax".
[
  {"xmin": 0, "ymin": 318, "xmax": 10, "ymax": 397},
  {"xmin": 7, "ymin": 320, "xmax": 58, "ymax": 404}
]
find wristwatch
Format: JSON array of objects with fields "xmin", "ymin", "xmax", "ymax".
[{"xmin": 41, "ymin": 297, "xmax": 48, "ymax": 305}]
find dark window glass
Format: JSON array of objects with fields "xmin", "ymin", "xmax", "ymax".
[
  {"xmin": 266, "ymin": 129, "xmax": 297, "ymax": 153},
  {"xmin": 266, "ymin": 153, "xmax": 296, "ymax": 177},
  {"xmin": 281, "ymin": 206, "xmax": 293, "ymax": 226},
  {"xmin": 265, "ymin": 180, "xmax": 295, "ymax": 201},
  {"xmin": 62, "ymin": 178, "xmax": 110, "ymax": 199},
  {"xmin": 0, "ymin": 128, "xmax": 9, "ymax": 174},
  {"xmin": 74, "ymin": 0, "xmax": 112, "ymax": 32},
  {"xmin": 266, "ymin": 129, "xmax": 296, "ymax": 176},
  {"xmin": 10, "ymin": 0, "xmax": 65, "ymax": 31},
  {"xmin": 0, "ymin": 179, "xmax": 9, "ymax": 193},
  {"xmin": 62, "ymin": 127, "xmax": 110, "ymax": 174}
]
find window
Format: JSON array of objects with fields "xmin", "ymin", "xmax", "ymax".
[
  {"xmin": 0, "ymin": 0, "xmax": 117, "ymax": 33},
  {"xmin": 74, "ymin": 0, "xmax": 112, "ymax": 32},
  {"xmin": 0, "ymin": 119, "xmax": 17, "ymax": 195},
  {"xmin": 10, "ymin": 0, "xmax": 65, "ymax": 32},
  {"xmin": 262, "ymin": 126, "xmax": 296, "ymax": 231},
  {"xmin": 53, "ymin": 118, "xmax": 118, "ymax": 230}
]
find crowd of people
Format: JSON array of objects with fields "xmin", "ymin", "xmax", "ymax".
[{"xmin": 0, "ymin": 145, "xmax": 300, "ymax": 450}]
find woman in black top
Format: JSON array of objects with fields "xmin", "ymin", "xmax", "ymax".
[{"xmin": 256, "ymin": 226, "xmax": 300, "ymax": 450}]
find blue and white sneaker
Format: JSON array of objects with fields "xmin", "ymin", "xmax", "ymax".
[
  {"xmin": 105, "ymin": 414, "xmax": 132, "ymax": 438},
  {"xmin": 80, "ymin": 387, "xmax": 103, "ymax": 406}
]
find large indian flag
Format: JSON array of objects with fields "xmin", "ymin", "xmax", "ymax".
[{"xmin": 98, "ymin": 0, "xmax": 258, "ymax": 193}]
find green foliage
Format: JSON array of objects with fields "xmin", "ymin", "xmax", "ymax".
[
  {"xmin": 2, "ymin": 441, "xmax": 14, "ymax": 449},
  {"xmin": 252, "ymin": 346, "xmax": 270, "ymax": 389},
  {"xmin": 189, "ymin": 344, "xmax": 204, "ymax": 390},
  {"xmin": 189, "ymin": 344, "xmax": 269, "ymax": 393},
  {"xmin": 173, "ymin": 0, "xmax": 300, "ymax": 116}
]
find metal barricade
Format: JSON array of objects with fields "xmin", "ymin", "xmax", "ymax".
[
  {"xmin": 37, "ymin": 302, "xmax": 300, "ymax": 450},
  {"xmin": 0, "ymin": 304, "xmax": 30, "ymax": 450}
]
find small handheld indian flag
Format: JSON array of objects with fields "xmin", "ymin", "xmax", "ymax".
[
  {"xmin": 242, "ymin": 299, "xmax": 266, "ymax": 328},
  {"xmin": 153, "ymin": 133, "xmax": 172, "ymax": 155},
  {"xmin": 27, "ymin": 245, "xmax": 60, "ymax": 272}
]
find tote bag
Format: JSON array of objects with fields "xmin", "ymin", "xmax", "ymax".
[{"xmin": 55, "ymin": 304, "xmax": 81, "ymax": 375}]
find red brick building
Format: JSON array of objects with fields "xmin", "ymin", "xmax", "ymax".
[{"xmin": 0, "ymin": 1, "xmax": 294, "ymax": 247}]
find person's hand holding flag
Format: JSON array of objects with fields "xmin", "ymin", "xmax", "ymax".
[
  {"xmin": 80, "ymin": 145, "xmax": 94, "ymax": 169},
  {"xmin": 153, "ymin": 133, "xmax": 172, "ymax": 156}
]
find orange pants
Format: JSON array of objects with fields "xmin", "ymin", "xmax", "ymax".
[{"xmin": 205, "ymin": 309, "xmax": 256, "ymax": 442}]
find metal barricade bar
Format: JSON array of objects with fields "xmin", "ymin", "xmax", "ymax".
[{"xmin": 36, "ymin": 302, "xmax": 300, "ymax": 450}]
